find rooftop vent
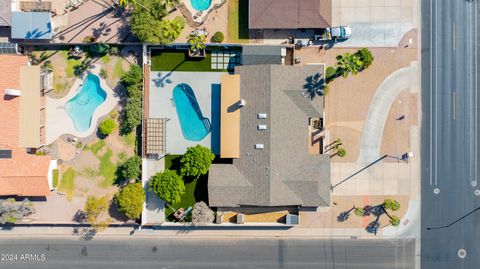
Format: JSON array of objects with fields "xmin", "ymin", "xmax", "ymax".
[
  {"xmin": 257, "ymin": 125, "xmax": 267, "ymax": 130},
  {"xmin": 254, "ymin": 144, "xmax": 264, "ymax": 149},
  {"xmin": 236, "ymin": 99, "xmax": 246, "ymax": 108},
  {"xmin": 5, "ymin": 89, "xmax": 21, "ymax": 96},
  {"xmin": 257, "ymin": 113, "xmax": 267, "ymax": 119}
]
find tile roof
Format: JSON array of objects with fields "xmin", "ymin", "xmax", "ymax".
[
  {"xmin": 249, "ymin": 0, "xmax": 332, "ymax": 29},
  {"xmin": 209, "ymin": 65, "xmax": 330, "ymax": 207},
  {"xmin": 0, "ymin": 54, "xmax": 51, "ymax": 197}
]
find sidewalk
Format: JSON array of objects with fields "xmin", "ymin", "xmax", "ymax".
[{"xmin": 0, "ymin": 225, "xmax": 415, "ymax": 239}]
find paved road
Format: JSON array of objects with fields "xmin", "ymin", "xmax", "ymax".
[
  {"xmin": 0, "ymin": 237, "xmax": 414, "ymax": 269},
  {"xmin": 421, "ymin": 0, "xmax": 480, "ymax": 268}
]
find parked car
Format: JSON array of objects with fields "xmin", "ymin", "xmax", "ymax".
[{"xmin": 314, "ymin": 26, "xmax": 352, "ymax": 41}]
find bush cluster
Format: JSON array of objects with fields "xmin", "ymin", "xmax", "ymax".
[{"xmin": 120, "ymin": 65, "xmax": 143, "ymax": 134}]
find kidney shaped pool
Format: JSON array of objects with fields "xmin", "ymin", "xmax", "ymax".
[{"xmin": 65, "ymin": 74, "xmax": 107, "ymax": 132}]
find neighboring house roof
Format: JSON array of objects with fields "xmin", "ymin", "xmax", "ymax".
[
  {"xmin": 242, "ymin": 45, "xmax": 285, "ymax": 65},
  {"xmin": 249, "ymin": 0, "xmax": 332, "ymax": 29},
  {"xmin": 0, "ymin": 0, "xmax": 11, "ymax": 26},
  {"xmin": 209, "ymin": 64, "xmax": 330, "ymax": 207},
  {"xmin": 11, "ymin": 12, "xmax": 53, "ymax": 39},
  {"xmin": 0, "ymin": 54, "xmax": 51, "ymax": 197}
]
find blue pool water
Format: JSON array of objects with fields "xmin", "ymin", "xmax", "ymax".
[
  {"xmin": 65, "ymin": 74, "xmax": 107, "ymax": 132},
  {"xmin": 172, "ymin": 83, "xmax": 210, "ymax": 141},
  {"xmin": 191, "ymin": 0, "xmax": 211, "ymax": 11}
]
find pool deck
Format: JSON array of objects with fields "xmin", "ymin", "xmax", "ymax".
[
  {"xmin": 45, "ymin": 64, "xmax": 119, "ymax": 144},
  {"xmin": 149, "ymin": 71, "xmax": 224, "ymax": 155},
  {"xmin": 183, "ymin": 0, "xmax": 223, "ymax": 23}
]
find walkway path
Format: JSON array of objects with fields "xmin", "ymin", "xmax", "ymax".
[{"xmin": 358, "ymin": 62, "xmax": 419, "ymax": 163}]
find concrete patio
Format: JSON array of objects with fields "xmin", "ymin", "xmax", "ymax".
[
  {"xmin": 45, "ymin": 64, "xmax": 119, "ymax": 144},
  {"xmin": 53, "ymin": 0, "xmax": 130, "ymax": 43},
  {"xmin": 148, "ymin": 71, "xmax": 224, "ymax": 155}
]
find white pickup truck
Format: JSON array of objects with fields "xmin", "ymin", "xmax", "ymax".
[{"xmin": 314, "ymin": 26, "xmax": 352, "ymax": 41}]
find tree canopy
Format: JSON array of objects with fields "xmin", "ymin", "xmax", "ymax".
[
  {"xmin": 119, "ymin": 155, "xmax": 141, "ymax": 181},
  {"xmin": 149, "ymin": 169, "xmax": 185, "ymax": 204},
  {"xmin": 180, "ymin": 145, "xmax": 215, "ymax": 178},
  {"xmin": 115, "ymin": 182, "xmax": 145, "ymax": 219},
  {"xmin": 120, "ymin": 65, "xmax": 143, "ymax": 134},
  {"xmin": 130, "ymin": 1, "xmax": 185, "ymax": 43}
]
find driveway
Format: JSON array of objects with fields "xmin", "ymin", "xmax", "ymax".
[{"xmin": 332, "ymin": 0, "xmax": 419, "ymax": 47}]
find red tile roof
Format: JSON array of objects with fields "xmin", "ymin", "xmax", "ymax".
[{"xmin": 0, "ymin": 55, "xmax": 51, "ymax": 197}]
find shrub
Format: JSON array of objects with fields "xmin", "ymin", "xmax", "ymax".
[
  {"xmin": 325, "ymin": 66, "xmax": 337, "ymax": 83},
  {"xmin": 109, "ymin": 46, "xmax": 120, "ymax": 56},
  {"xmin": 83, "ymin": 35, "xmax": 96, "ymax": 43},
  {"xmin": 0, "ymin": 199, "xmax": 34, "ymax": 224},
  {"xmin": 115, "ymin": 182, "xmax": 145, "ymax": 219},
  {"xmin": 89, "ymin": 43, "xmax": 110, "ymax": 54},
  {"xmin": 212, "ymin": 31, "xmax": 224, "ymax": 43},
  {"xmin": 192, "ymin": 201, "xmax": 214, "ymax": 224},
  {"xmin": 180, "ymin": 145, "xmax": 215, "ymax": 178},
  {"xmin": 98, "ymin": 118, "xmax": 116, "ymax": 136},
  {"xmin": 149, "ymin": 169, "xmax": 185, "ymax": 204},
  {"xmin": 100, "ymin": 68, "xmax": 107, "ymax": 79},
  {"xmin": 119, "ymin": 155, "xmax": 141, "ymax": 181},
  {"xmin": 355, "ymin": 48, "xmax": 374, "ymax": 70},
  {"xmin": 83, "ymin": 195, "xmax": 109, "ymax": 229}
]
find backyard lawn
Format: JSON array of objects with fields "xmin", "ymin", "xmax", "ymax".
[
  {"xmin": 228, "ymin": 0, "xmax": 249, "ymax": 43},
  {"xmin": 151, "ymin": 50, "xmax": 217, "ymax": 72},
  {"xmin": 163, "ymin": 155, "xmax": 209, "ymax": 222}
]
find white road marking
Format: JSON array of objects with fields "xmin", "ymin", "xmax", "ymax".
[
  {"xmin": 452, "ymin": 91, "xmax": 456, "ymax": 120},
  {"xmin": 452, "ymin": 22, "xmax": 456, "ymax": 51}
]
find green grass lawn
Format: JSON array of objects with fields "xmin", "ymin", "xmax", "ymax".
[
  {"xmin": 228, "ymin": 0, "xmax": 249, "ymax": 43},
  {"xmin": 61, "ymin": 51, "xmax": 83, "ymax": 78},
  {"xmin": 113, "ymin": 59, "xmax": 126, "ymax": 80},
  {"xmin": 163, "ymin": 155, "xmax": 209, "ymax": 222},
  {"xmin": 58, "ymin": 168, "xmax": 75, "ymax": 200},
  {"xmin": 98, "ymin": 148, "xmax": 117, "ymax": 189},
  {"xmin": 121, "ymin": 132, "xmax": 135, "ymax": 146},
  {"xmin": 52, "ymin": 169, "xmax": 59, "ymax": 188},
  {"xmin": 90, "ymin": 140, "xmax": 106, "ymax": 155},
  {"xmin": 151, "ymin": 50, "xmax": 226, "ymax": 72}
]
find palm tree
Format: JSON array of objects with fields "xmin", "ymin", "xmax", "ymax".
[
  {"xmin": 187, "ymin": 33, "xmax": 206, "ymax": 53},
  {"xmin": 354, "ymin": 207, "xmax": 365, "ymax": 217},
  {"xmin": 336, "ymin": 53, "xmax": 363, "ymax": 78},
  {"xmin": 383, "ymin": 199, "xmax": 400, "ymax": 211},
  {"xmin": 331, "ymin": 147, "xmax": 346, "ymax": 158},
  {"xmin": 389, "ymin": 215, "xmax": 401, "ymax": 227}
]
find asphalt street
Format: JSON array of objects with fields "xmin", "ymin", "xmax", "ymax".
[
  {"xmin": 421, "ymin": 0, "xmax": 480, "ymax": 268},
  {"xmin": 0, "ymin": 237, "xmax": 414, "ymax": 269}
]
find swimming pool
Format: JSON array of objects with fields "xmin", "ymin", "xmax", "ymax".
[
  {"xmin": 65, "ymin": 74, "xmax": 107, "ymax": 132},
  {"xmin": 190, "ymin": 0, "xmax": 211, "ymax": 11},
  {"xmin": 172, "ymin": 83, "xmax": 210, "ymax": 141}
]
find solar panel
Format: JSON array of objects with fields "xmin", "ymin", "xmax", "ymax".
[
  {"xmin": 0, "ymin": 43, "xmax": 18, "ymax": 54},
  {"xmin": 0, "ymin": 150, "xmax": 12, "ymax": 159}
]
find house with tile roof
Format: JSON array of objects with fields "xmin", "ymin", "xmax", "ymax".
[
  {"xmin": 0, "ymin": 54, "xmax": 55, "ymax": 197},
  {"xmin": 248, "ymin": 0, "xmax": 332, "ymax": 30},
  {"xmin": 209, "ymin": 64, "xmax": 329, "ymax": 208}
]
